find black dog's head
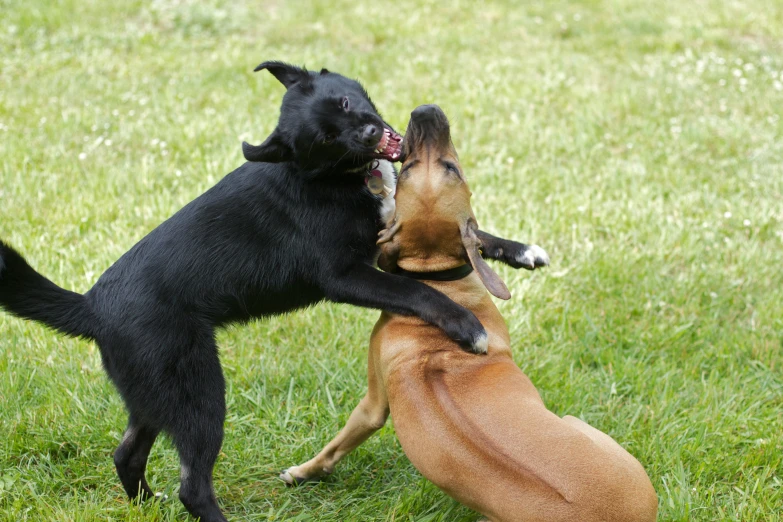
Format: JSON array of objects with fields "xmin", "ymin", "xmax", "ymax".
[{"xmin": 243, "ymin": 61, "xmax": 403, "ymax": 170}]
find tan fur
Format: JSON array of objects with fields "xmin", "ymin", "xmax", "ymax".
[{"xmin": 283, "ymin": 107, "xmax": 658, "ymax": 521}]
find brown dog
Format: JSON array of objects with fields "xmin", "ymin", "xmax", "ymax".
[{"xmin": 281, "ymin": 105, "xmax": 658, "ymax": 522}]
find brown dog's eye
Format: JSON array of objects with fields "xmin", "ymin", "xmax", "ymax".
[
  {"xmin": 341, "ymin": 97, "xmax": 350, "ymax": 111},
  {"xmin": 324, "ymin": 133, "xmax": 338, "ymax": 144}
]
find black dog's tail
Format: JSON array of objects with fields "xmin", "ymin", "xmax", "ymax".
[{"xmin": 0, "ymin": 240, "xmax": 96, "ymax": 340}]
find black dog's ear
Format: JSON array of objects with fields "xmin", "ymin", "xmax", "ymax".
[
  {"xmin": 320, "ymin": 68, "xmax": 329, "ymax": 75},
  {"xmin": 253, "ymin": 61, "xmax": 310, "ymax": 89},
  {"xmin": 242, "ymin": 131, "xmax": 293, "ymax": 163}
]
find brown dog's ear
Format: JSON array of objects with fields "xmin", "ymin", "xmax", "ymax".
[
  {"xmin": 460, "ymin": 218, "xmax": 511, "ymax": 300},
  {"xmin": 242, "ymin": 130, "xmax": 293, "ymax": 163},
  {"xmin": 376, "ymin": 219, "xmax": 400, "ymax": 245},
  {"xmin": 253, "ymin": 61, "xmax": 310, "ymax": 89},
  {"xmin": 377, "ymin": 239, "xmax": 400, "ymax": 273},
  {"xmin": 376, "ymin": 219, "xmax": 401, "ymax": 273}
]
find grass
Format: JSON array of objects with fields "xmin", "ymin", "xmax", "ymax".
[{"xmin": 1, "ymin": 0, "xmax": 782, "ymax": 520}]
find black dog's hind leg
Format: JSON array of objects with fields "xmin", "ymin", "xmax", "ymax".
[
  {"xmin": 175, "ymin": 407, "xmax": 227, "ymax": 522},
  {"xmin": 170, "ymin": 347, "xmax": 228, "ymax": 522},
  {"xmin": 475, "ymin": 230, "xmax": 550, "ymax": 270},
  {"xmin": 114, "ymin": 416, "xmax": 160, "ymax": 500}
]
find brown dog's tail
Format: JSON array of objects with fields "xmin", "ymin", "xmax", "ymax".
[{"xmin": 0, "ymin": 240, "xmax": 96, "ymax": 340}]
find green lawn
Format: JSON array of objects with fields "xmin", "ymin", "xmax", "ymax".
[{"xmin": 1, "ymin": 0, "xmax": 782, "ymax": 520}]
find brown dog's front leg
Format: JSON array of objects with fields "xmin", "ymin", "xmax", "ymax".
[
  {"xmin": 475, "ymin": 230, "xmax": 550, "ymax": 270},
  {"xmin": 280, "ymin": 394, "xmax": 389, "ymax": 485},
  {"xmin": 281, "ymin": 347, "xmax": 389, "ymax": 486}
]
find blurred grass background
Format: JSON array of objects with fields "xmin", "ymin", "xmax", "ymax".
[{"xmin": 1, "ymin": 0, "xmax": 782, "ymax": 520}]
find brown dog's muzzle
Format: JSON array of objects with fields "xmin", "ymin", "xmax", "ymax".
[{"xmin": 401, "ymin": 104, "xmax": 454, "ymax": 161}]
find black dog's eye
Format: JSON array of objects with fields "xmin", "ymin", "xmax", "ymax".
[
  {"xmin": 324, "ymin": 132, "xmax": 338, "ymax": 144},
  {"xmin": 341, "ymin": 96, "xmax": 350, "ymax": 111}
]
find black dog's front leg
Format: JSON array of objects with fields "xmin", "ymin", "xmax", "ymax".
[
  {"xmin": 476, "ymin": 230, "xmax": 550, "ymax": 270},
  {"xmin": 322, "ymin": 263, "xmax": 488, "ymax": 354}
]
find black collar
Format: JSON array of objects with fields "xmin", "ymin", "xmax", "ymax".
[{"xmin": 393, "ymin": 263, "xmax": 474, "ymax": 282}]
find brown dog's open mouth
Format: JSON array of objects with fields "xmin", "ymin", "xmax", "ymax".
[{"xmin": 375, "ymin": 128, "xmax": 403, "ymax": 161}]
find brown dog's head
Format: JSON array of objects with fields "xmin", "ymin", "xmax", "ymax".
[{"xmin": 378, "ymin": 105, "xmax": 510, "ymax": 300}]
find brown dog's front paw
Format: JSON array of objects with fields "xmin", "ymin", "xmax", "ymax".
[
  {"xmin": 279, "ymin": 466, "xmax": 328, "ymax": 487},
  {"xmin": 280, "ymin": 468, "xmax": 308, "ymax": 487}
]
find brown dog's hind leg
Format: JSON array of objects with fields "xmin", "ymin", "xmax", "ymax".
[{"xmin": 281, "ymin": 348, "xmax": 388, "ymax": 485}]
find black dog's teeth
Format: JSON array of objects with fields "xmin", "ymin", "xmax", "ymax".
[
  {"xmin": 373, "ymin": 129, "xmax": 402, "ymax": 159},
  {"xmin": 375, "ymin": 130, "xmax": 390, "ymax": 154}
]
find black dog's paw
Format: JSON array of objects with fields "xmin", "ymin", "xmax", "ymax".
[
  {"xmin": 507, "ymin": 243, "xmax": 550, "ymax": 270},
  {"xmin": 466, "ymin": 330, "xmax": 489, "ymax": 355},
  {"xmin": 476, "ymin": 233, "xmax": 550, "ymax": 271},
  {"xmin": 441, "ymin": 311, "xmax": 488, "ymax": 354}
]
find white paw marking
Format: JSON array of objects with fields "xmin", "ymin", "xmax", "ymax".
[
  {"xmin": 517, "ymin": 244, "xmax": 550, "ymax": 268},
  {"xmin": 279, "ymin": 468, "xmax": 296, "ymax": 485},
  {"xmin": 472, "ymin": 332, "xmax": 489, "ymax": 354},
  {"xmin": 529, "ymin": 245, "xmax": 550, "ymax": 266},
  {"xmin": 121, "ymin": 427, "xmax": 138, "ymax": 445}
]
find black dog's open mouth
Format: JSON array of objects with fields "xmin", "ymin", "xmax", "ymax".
[{"xmin": 374, "ymin": 128, "xmax": 403, "ymax": 161}]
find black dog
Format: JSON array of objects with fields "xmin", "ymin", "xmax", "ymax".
[{"xmin": 0, "ymin": 61, "xmax": 547, "ymax": 522}]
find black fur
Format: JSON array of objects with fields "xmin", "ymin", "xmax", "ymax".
[
  {"xmin": 0, "ymin": 243, "xmax": 96, "ymax": 339},
  {"xmin": 0, "ymin": 62, "xmax": 541, "ymax": 522},
  {"xmin": 476, "ymin": 230, "xmax": 549, "ymax": 270}
]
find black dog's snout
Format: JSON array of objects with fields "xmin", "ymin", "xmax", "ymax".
[{"xmin": 361, "ymin": 124, "xmax": 381, "ymax": 147}]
